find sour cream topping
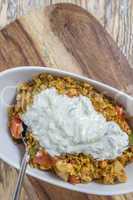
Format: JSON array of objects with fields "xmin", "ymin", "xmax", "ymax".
[{"xmin": 22, "ymin": 88, "xmax": 129, "ymax": 160}]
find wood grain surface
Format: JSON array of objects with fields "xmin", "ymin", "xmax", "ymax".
[
  {"xmin": 0, "ymin": 3, "xmax": 133, "ymax": 200},
  {"xmin": 0, "ymin": 0, "xmax": 133, "ymax": 67}
]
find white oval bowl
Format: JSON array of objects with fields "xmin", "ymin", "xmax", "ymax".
[{"xmin": 0, "ymin": 66, "xmax": 133, "ymax": 196}]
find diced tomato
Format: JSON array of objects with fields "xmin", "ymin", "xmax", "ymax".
[
  {"xmin": 116, "ymin": 106, "xmax": 124, "ymax": 118},
  {"xmin": 10, "ymin": 116, "xmax": 23, "ymax": 139},
  {"xmin": 33, "ymin": 150, "xmax": 55, "ymax": 169},
  {"xmin": 68, "ymin": 175, "xmax": 80, "ymax": 184}
]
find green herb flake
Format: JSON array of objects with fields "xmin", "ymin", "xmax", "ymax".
[
  {"xmin": 129, "ymin": 132, "xmax": 133, "ymax": 145},
  {"xmin": 29, "ymin": 146, "xmax": 38, "ymax": 159}
]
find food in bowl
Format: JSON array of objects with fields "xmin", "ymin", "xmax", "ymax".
[{"xmin": 9, "ymin": 73, "xmax": 133, "ymax": 184}]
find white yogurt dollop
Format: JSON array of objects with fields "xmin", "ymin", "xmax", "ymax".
[{"xmin": 22, "ymin": 88, "xmax": 129, "ymax": 160}]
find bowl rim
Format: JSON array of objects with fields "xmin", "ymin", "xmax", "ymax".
[
  {"xmin": 0, "ymin": 66, "xmax": 133, "ymax": 196},
  {"xmin": 0, "ymin": 66, "xmax": 132, "ymax": 100}
]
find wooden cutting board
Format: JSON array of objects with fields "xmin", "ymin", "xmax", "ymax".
[{"xmin": 0, "ymin": 3, "xmax": 133, "ymax": 200}]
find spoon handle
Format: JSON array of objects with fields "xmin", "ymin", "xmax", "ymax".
[{"xmin": 13, "ymin": 150, "xmax": 29, "ymax": 200}]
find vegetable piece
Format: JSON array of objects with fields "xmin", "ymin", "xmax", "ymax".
[
  {"xmin": 129, "ymin": 132, "xmax": 133, "ymax": 145},
  {"xmin": 29, "ymin": 146, "xmax": 38, "ymax": 159},
  {"xmin": 33, "ymin": 150, "xmax": 55, "ymax": 169},
  {"xmin": 10, "ymin": 116, "xmax": 23, "ymax": 139},
  {"xmin": 116, "ymin": 106, "xmax": 124, "ymax": 118},
  {"xmin": 68, "ymin": 175, "xmax": 80, "ymax": 184}
]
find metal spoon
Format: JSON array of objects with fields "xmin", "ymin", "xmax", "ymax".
[{"xmin": 12, "ymin": 123, "xmax": 29, "ymax": 200}]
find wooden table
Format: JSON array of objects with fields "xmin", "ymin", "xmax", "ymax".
[
  {"xmin": 0, "ymin": 1, "xmax": 133, "ymax": 200},
  {"xmin": 0, "ymin": 0, "xmax": 133, "ymax": 67}
]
